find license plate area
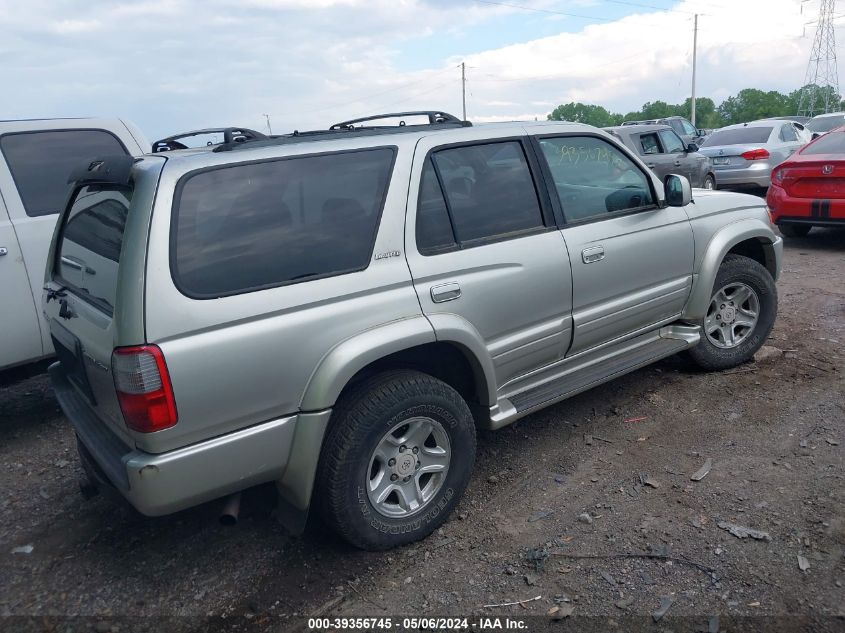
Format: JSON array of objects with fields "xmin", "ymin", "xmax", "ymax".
[
  {"xmin": 51, "ymin": 320, "xmax": 97, "ymax": 405},
  {"xmin": 713, "ymin": 157, "xmax": 731, "ymax": 165}
]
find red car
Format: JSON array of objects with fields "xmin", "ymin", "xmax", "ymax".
[{"xmin": 767, "ymin": 126, "xmax": 845, "ymax": 237}]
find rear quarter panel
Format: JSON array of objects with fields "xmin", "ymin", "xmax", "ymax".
[{"xmin": 142, "ymin": 138, "xmax": 425, "ymax": 454}]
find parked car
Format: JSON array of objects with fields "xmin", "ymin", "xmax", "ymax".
[
  {"xmin": 698, "ymin": 120, "xmax": 809, "ymax": 190},
  {"xmin": 605, "ymin": 124, "xmax": 716, "ymax": 189},
  {"xmin": 767, "ymin": 125, "xmax": 845, "ymax": 237},
  {"xmin": 45, "ymin": 112, "xmax": 781, "ymax": 551},
  {"xmin": 806, "ymin": 112, "xmax": 845, "ymax": 138},
  {"xmin": 621, "ymin": 116, "xmax": 708, "ymax": 147},
  {"xmin": 0, "ymin": 118, "xmax": 147, "ymax": 371}
]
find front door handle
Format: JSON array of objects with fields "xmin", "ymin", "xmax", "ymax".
[
  {"xmin": 0, "ymin": 247, "xmax": 7, "ymax": 256},
  {"xmin": 431, "ymin": 282, "xmax": 461, "ymax": 303},
  {"xmin": 582, "ymin": 246, "xmax": 605, "ymax": 264}
]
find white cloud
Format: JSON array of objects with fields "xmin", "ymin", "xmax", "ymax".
[{"xmin": 0, "ymin": 0, "xmax": 812, "ymax": 141}]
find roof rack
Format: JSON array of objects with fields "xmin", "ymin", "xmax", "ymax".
[
  {"xmin": 329, "ymin": 111, "xmax": 469, "ymax": 131},
  {"xmin": 151, "ymin": 127, "xmax": 268, "ymax": 153}
]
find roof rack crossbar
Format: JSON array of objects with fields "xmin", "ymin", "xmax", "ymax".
[
  {"xmin": 152, "ymin": 127, "xmax": 268, "ymax": 152},
  {"xmin": 329, "ymin": 111, "xmax": 469, "ymax": 131}
]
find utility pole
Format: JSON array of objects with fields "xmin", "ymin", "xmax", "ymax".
[
  {"xmin": 691, "ymin": 13, "xmax": 698, "ymax": 127},
  {"xmin": 262, "ymin": 114, "xmax": 272, "ymax": 135},
  {"xmin": 798, "ymin": 0, "xmax": 840, "ymax": 116},
  {"xmin": 461, "ymin": 62, "xmax": 467, "ymax": 121}
]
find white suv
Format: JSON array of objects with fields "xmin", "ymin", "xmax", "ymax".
[{"xmin": 0, "ymin": 118, "xmax": 147, "ymax": 371}]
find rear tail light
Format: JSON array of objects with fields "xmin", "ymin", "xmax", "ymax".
[
  {"xmin": 741, "ymin": 148, "xmax": 770, "ymax": 161},
  {"xmin": 112, "ymin": 345, "xmax": 178, "ymax": 433}
]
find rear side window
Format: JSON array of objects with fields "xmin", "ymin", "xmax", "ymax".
[
  {"xmin": 429, "ymin": 141, "xmax": 544, "ymax": 244},
  {"xmin": 173, "ymin": 148, "xmax": 395, "ymax": 297},
  {"xmin": 801, "ymin": 131, "xmax": 845, "ymax": 154},
  {"xmin": 779, "ymin": 124, "xmax": 798, "ymax": 142},
  {"xmin": 0, "ymin": 130, "xmax": 128, "ymax": 217},
  {"xmin": 57, "ymin": 184, "xmax": 132, "ymax": 313},
  {"xmin": 701, "ymin": 127, "xmax": 772, "ymax": 147}
]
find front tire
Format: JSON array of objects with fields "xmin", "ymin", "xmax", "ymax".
[
  {"xmin": 316, "ymin": 370, "xmax": 476, "ymax": 550},
  {"xmin": 687, "ymin": 254, "xmax": 777, "ymax": 371},
  {"xmin": 702, "ymin": 174, "xmax": 715, "ymax": 190},
  {"xmin": 780, "ymin": 224, "xmax": 811, "ymax": 237}
]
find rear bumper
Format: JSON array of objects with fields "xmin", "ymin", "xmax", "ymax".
[
  {"xmin": 768, "ymin": 184, "xmax": 845, "ymax": 224},
  {"xmin": 50, "ymin": 362, "xmax": 309, "ymax": 516},
  {"xmin": 714, "ymin": 168, "xmax": 771, "ymax": 189}
]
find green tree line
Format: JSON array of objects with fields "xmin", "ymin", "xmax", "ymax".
[{"xmin": 547, "ymin": 85, "xmax": 843, "ymax": 129}]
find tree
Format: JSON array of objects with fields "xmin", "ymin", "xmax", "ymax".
[{"xmin": 547, "ymin": 102, "xmax": 620, "ymax": 127}]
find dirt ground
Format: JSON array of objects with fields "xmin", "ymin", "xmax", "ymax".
[{"xmin": 1, "ymin": 228, "xmax": 843, "ymax": 633}]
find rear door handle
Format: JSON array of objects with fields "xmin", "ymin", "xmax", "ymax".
[
  {"xmin": 582, "ymin": 246, "xmax": 605, "ymax": 264},
  {"xmin": 431, "ymin": 282, "xmax": 461, "ymax": 303},
  {"xmin": 0, "ymin": 247, "xmax": 7, "ymax": 256}
]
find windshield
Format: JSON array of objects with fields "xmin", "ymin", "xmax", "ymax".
[
  {"xmin": 802, "ymin": 131, "xmax": 845, "ymax": 154},
  {"xmin": 807, "ymin": 115, "xmax": 845, "ymax": 133},
  {"xmin": 701, "ymin": 127, "xmax": 773, "ymax": 147},
  {"xmin": 56, "ymin": 184, "xmax": 132, "ymax": 314}
]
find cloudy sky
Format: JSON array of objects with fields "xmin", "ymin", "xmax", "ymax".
[{"xmin": 0, "ymin": 0, "xmax": 826, "ymax": 142}]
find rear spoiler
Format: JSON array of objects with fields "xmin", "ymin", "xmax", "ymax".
[
  {"xmin": 152, "ymin": 127, "xmax": 268, "ymax": 152},
  {"xmin": 66, "ymin": 155, "xmax": 136, "ymax": 186}
]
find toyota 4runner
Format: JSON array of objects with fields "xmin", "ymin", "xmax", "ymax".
[{"xmin": 44, "ymin": 111, "xmax": 782, "ymax": 550}]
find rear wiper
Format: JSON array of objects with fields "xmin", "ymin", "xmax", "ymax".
[{"xmin": 44, "ymin": 285, "xmax": 68, "ymax": 303}]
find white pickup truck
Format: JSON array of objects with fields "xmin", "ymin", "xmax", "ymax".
[{"xmin": 0, "ymin": 118, "xmax": 147, "ymax": 371}]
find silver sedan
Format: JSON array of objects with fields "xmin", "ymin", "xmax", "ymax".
[{"xmin": 698, "ymin": 120, "xmax": 810, "ymax": 190}]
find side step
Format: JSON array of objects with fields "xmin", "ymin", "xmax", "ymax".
[{"xmin": 489, "ymin": 325, "xmax": 699, "ymax": 429}]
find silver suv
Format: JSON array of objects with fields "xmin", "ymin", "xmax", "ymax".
[{"xmin": 44, "ymin": 111, "xmax": 782, "ymax": 550}]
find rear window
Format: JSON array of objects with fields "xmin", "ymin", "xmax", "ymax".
[
  {"xmin": 0, "ymin": 129, "xmax": 128, "ymax": 217},
  {"xmin": 806, "ymin": 115, "xmax": 845, "ymax": 133},
  {"xmin": 173, "ymin": 147, "xmax": 395, "ymax": 298},
  {"xmin": 701, "ymin": 127, "xmax": 773, "ymax": 147},
  {"xmin": 56, "ymin": 184, "xmax": 132, "ymax": 313},
  {"xmin": 801, "ymin": 131, "xmax": 845, "ymax": 154}
]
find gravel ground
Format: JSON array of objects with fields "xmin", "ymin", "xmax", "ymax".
[{"xmin": 1, "ymin": 229, "xmax": 843, "ymax": 632}]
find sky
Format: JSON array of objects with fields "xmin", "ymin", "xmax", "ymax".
[{"xmin": 0, "ymin": 0, "xmax": 828, "ymax": 142}]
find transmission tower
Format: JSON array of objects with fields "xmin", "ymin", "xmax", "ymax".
[{"xmin": 798, "ymin": 0, "xmax": 840, "ymax": 117}]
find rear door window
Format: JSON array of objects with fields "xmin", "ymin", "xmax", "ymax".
[
  {"xmin": 173, "ymin": 147, "xmax": 395, "ymax": 297},
  {"xmin": 638, "ymin": 133, "xmax": 662, "ymax": 155},
  {"xmin": 0, "ymin": 130, "xmax": 128, "ymax": 217},
  {"xmin": 429, "ymin": 141, "xmax": 544, "ymax": 244},
  {"xmin": 56, "ymin": 184, "xmax": 132, "ymax": 313},
  {"xmin": 659, "ymin": 129, "xmax": 685, "ymax": 153}
]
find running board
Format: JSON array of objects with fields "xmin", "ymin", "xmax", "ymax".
[{"xmin": 486, "ymin": 324, "xmax": 700, "ymax": 430}]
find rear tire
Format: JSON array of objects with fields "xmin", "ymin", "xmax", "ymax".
[
  {"xmin": 316, "ymin": 370, "xmax": 476, "ymax": 550},
  {"xmin": 780, "ymin": 224, "xmax": 811, "ymax": 237},
  {"xmin": 687, "ymin": 254, "xmax": 777, "ymax": 371},
  {"xmin": 702, "ymin": 174, "xmax": 715, "ymax": 190}
]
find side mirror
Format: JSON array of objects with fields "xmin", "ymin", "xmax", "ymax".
[
  {"xmin": 664, "ymin": 174, "xmax": 692, "ymax": 207},
  {"xmin": 686, "ymin": 143, "xmax": 699, "ymax": 153},
  {"xmin": 812, "ymin": 132, "xmax": 820, "ymax": 140},
  {"xmin": 697, "ymin": 129, "xmax": 706, "ymax": 136}
]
